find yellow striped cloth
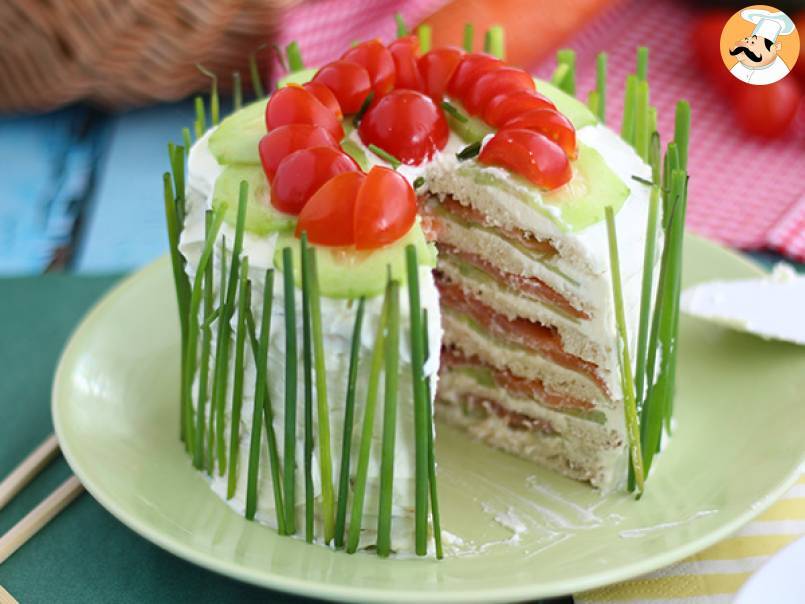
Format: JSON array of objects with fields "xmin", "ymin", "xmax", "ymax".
[{"xmin": 577, "ymin": 473, "xmax": 805, "ymax": 603}]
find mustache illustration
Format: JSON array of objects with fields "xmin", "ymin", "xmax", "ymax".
[{"xmin": 730, "ymin": 45, "xmax": 763, "ymax": 62}]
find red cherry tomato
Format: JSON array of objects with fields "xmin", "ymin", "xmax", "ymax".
[
  {"xmin": 302, "ymin": 81, "xmax": 343, "ymax": 120},
  {"xmin": 271, "ymin": 146, "xmax": 359, "ymax": 215},
  {"xmin": 733, "ymin": 79, "xmax": 801, "ymax": 138},
  {"xmin": 483, "ymin": 90, "xmax": 556, "ymax": 127},
  {"xmin": 265, "ymin": 85, "xmax": 343, "ymax": 141},
  {"xmin": 354, "ymin": 166, "xmax": 417, "ymax": 249},
  {"xmin": 418, "ymin": 46, "xmax": 464, "ymax": 101},
  {"xmin": 463, "ymin": 66, "xmax": 536, "ymax": 116},
  {"xmin": 296, "ymin": 172, "xmax": 365, "ymax": 246},
  {"xmin": 447, "ymin": 53, "xmax": 502, "ymax": 100},
  {"xmin": 690, "ymin": 12, "xmax": 738, "ymax": 94},
  {"xmin": 503, "ymin": 109, "xmax": 577, "ymax": 159},
  {"xmin": 479, "ymin": 129, "xmax": 571, "ymax": 190},
  {"xmin": 312, "ymin": 60, "xmax": 372, "ymax": 114},
  {"xmin": 389, "ymin": 35, "xmax": 423, "ymax": 91},
  {"xmin": 342, "ymin": 39, "xmax": 396, "ymax": 97},
  {"xmin": 258, "ymin": 124, "xmax": 338, "ymax": 182},
  {"xmin": 359, "ymin": 89, "xmax": 449, "ymax": 165}
]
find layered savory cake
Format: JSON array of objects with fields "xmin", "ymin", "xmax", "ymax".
[{"xmin": 168, "ymin": 32, "xmax": 673, "ymax": 556}]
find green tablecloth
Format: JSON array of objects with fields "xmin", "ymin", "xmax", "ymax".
[{"xmin": 0, "ymin": 275, "xmax": 306, "ymax": 603}]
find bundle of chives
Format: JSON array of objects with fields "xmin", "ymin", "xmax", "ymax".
[
  {"xmin": 377, "ymin": 276, "xmax": 400, "ymax": 558},
  {"xmin": 405, "ymin": 245, "xmax": 429, "ymax": 556},
  {"xmin": 193, "ymin": 210, "xmax": 216, "ymax": 469},
  {"xmin": 308, "ymin": 247, "xmax": 337, "ymax": 544},
  {"xmin": 605, "ymin": 206, "xmax": 645, "ymax": 495},
  {"xmin": 207, "ymin": 236, "xmax": 227, "ymax": 475},
  {"xmin": 249, "ymin": 45, "xmax": 267, "ymax": 99},
  {"xmin": 182, "ymin": 206, "xmax": 226, "ymax": 454},
  {"xmin": 227, "ymin": 259, "xmax": 251, "ymax": 498},
  {"xmin": 395, "ymin": 13, "xmax": 408, "ymax": 37},
  {"xmin": 346, "ymin": 295, "xmax": 388, "ymax": 554},
  {"xmin": 246, "ymin": 269, "xmax": 275, "ymax": 520},
  {"xmin": 197, "ymin": 64, "xmax": 220, "ymax": 126},
  {"xmin": 552, "ymin": 49, "xmax": 576, "ymax": 97},
  {"xmin": 417, "ymin": 24, "xmax": 432, "ymax": 53},
  {"xmin": 335, "ymin": 297, "xmax": 366, "ymax": 549},
  {"xmin": 281, "ymin": 247, "xmax": 298, "ymax": 534},
  {"xmin": 194, "ymin": 96, "xmax": 206, "ymax": 140},
  {"xmin": 213, "ymin": 182, "xmax": 249, "ymax": 474},
  {"xmin": 422, "ymin": 309, "xmax": 443, "ymax": 559},
  {"xmin": 233, "ymin": 71, "xmax": 243, "ymax": 112},
  {"xmin": 484, "ymin": 26, "xmax": 505, "ymax": 60},
  {"xmin": 300, "ymin": 235, "xmax": 315, "ymax": 543},
  {"xmin": 463, "ymin": 24, "xmax": 474, "ymax": 52}
]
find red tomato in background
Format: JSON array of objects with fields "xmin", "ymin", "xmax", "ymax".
[
  {"xmin": 265, "ymin": 85, "xmax": 343, "ymax": 141},
  {"xmin": 418, "ymin": 46, "xmax": 465, "ymax": 101},
  {"xmin": 354, "ymin": 166, "xmax": 417, "ymax": 249},
  {"xmin": 302, "ymin": 81, "xmax": 343, "ymax": 120},
  {"xmin": 483, "ymin": 90, "xmax": 556, "ymax": 127},
  {"xmin": 342, "ymin": 39, "xmax": 396, "ymax": 97},
  {"xmin": 258, "ymin": 124, "xmax": 338, "ymax": 182},
  {"xmin": 503, "ymin": 109, "xmax": 577, "ymax": 159},
  {"xmin": 447, "ymin": 53, "xmax": 502, "ymax": 99},
  {"xmin": 732, "ymin": 79, "xmax": 801, "ymax": 138},
  {"xmin": 690, "ymin": 11, "xmax": 737, "ymax": 94},
  {"xmin": 312, "ymin": 60, "xmax": 372, "ymax": 114},
  {"xmin": 389, "ymin": 36, "xmax": 424, "ymax": 91},
  {"xmin": 271, "ymin": 146, "xmax": 359, "ymax": 214},
  {"xmin": 479, "ymin": 129, "xmax": 571, "ymax": 190},
  {"xmin": 358, "ymin": 89, "xmax": 449, "ymax": 165},
  {"xmin": 296, "ymin": 172, "xmax": 365, "ymax": 246},
  {"xmin": 462, "ymin": 66, "xmax": 536, "ymax": 116}
]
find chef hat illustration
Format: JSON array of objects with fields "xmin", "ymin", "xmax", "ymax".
[{"xmin": 741, "ymin": 8, "xmax": 795, "ymax": 43}]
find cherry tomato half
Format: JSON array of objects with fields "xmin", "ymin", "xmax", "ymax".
[
  {"xmin": 302, "ymin": 81, "xmax": 343, "ymax": 120},
  {"xmin": 463, "ymin": 66, "xmax": 536, "ymax": 116},
  {"xmin": 265, "ymin": 85, "xmax": 343, "ymax": 141},
  {"xmin": 418, "ymin": 46, "xmax": 464, "ymax": 101},
  {"xmin": 732, "ymin": 78, "xmax": 801, "ymax": 138},
  {"xmin": 447, "ymin": 53, "xmax": 502, "ymax": 100},
  {"xmin": 483, "ymin": 90, "xmax": 556, "ymax": 128},
  {"xmin": 296, "ymin": 171, "xmax": 365, "ymax": 246},
  {"xmin": 312, "ymin": 60, "xmax": 372, "ymax": 114},
  {"xmin": 478, "ymin": 129, "xmax": 571, "ymax": 190},
  {"xmin": 354, "ymin": 166, "xmax": 417, "ymax": 249},
  {"xmin": 358, "ymin": 89, "xmax": 449, "ymax": 165},
  {"xmin": 389, "ymin": 35, "xmax": 423, "ymax": 91},
  {"xmin": 271, "ymin": 146, "xmax": 359, "ymax": 215},
  {"xmin": 342, "ymin": 39, "xmax": 396, "ymax": 97},
  {"xmin": 258, "ymin": 124, "xmax": 338, "ymax": 182},
  {"xmin": 503, "ymin": 108, "xmax": 577, "ymax": 159}
]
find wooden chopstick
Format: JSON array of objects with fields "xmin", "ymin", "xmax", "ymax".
[
  {"xmin": 0, "ymin": 435, "xmax": 60, "ymax": 512},
  {"xmin": 0, "ymin": 585, "xmax": 20, "ymax": 604},
  {"xmin": 0, "ymin": 475, "xmax": 83, "ymax": 565}
]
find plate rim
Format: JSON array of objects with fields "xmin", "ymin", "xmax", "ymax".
[{"xmin": 51, "ymin": 235, "xmax": 805, "ymax": 603}]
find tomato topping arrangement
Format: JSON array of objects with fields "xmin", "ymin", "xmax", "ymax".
[
  {"xmin": 258, "ymin": 34, "xmax": 580, "ymax": 249},
  {"xmin": 479, "ymin": 129, "xmax": 572, "ymax": 190},
  {"xmin": 358, "ymin": 89, "xmax": 449, "ymax": 165}
]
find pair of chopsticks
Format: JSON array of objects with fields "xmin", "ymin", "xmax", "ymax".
[{"xmin": 0, "ymin": 435, "xmax": 84, "ymax": 565}]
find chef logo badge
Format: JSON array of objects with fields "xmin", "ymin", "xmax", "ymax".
[{"xmin": 720, "ymin": 5, "xmax": 799, "ymax": 85}]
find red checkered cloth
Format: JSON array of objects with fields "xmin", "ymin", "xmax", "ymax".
[{"xmin": 276, "ymin": 0, "xmax": 805, "ymax": 261}]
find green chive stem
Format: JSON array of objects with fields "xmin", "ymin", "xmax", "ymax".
[
  {"xmin": 634, "ymin": 79, "xmax": 650, "ymax": 162},
  {"xmin": 463, "ymin": 23, "xmax": 474, "ymax": 52},
  {"xmin": 673, "ymin": 100, "xmax": 691, "ymax": 171},
  {"xmin": 596, "ymin": 52, "xmax": 607, "ymax": 122},
  {"xmin": 227, "ymin": 260, "xmax": 250, "ymax": 499},
  {"xmin": 194, "ymin": 96, "xmax": 206, "ymax": 140},
  {"xmin": 197, "ymin": 64, "xmax": 220, "ymax": 126},
  {"xmin": 352, "ymin": 91, "xmax": 374, "ymax": 128},
  {"xmin": 286, "ymin": 41, "xmax": 305, "ymax": 72},
  {"xmin": 395, "ymin": 13, "xmax": 408, "ymax": 37},
  {"xmin": 282, "ymin": 247, "xmax": 298, "ymax": 534},
  {"xmin": 621, "ymin": 74, "xmax": 637, "ymax": 145},
  {"xmin": 634, "ymin": 186, "xmax": 660, "ymax": 410},
  {"xmin": 233, "ymin": 71, "xmax": 243, "ymax": 112},
  {"xmin": 346, "ymin": 296, "xmax": 388, "ymax": 554},
  {"xmin": 207, "ymin": 237, "xmax": 227, "ymax": 474},
  {"xmin": 193, "ymin": 211, "xmax": 216, "ymax": 468},
  {"xmin": 649, "ymin": 131, "xmax": 661, "ymax": 185},
  {"xmin": 485, "ymin": 26, "xmax": 505, "ymax": 59},
  {"xmin": 406, "ymin": 245, "xmax": 429, "ymax": 555},
  {"xmin": 418, "ymin": 24, "xmax": 432, "ymax": 53},
  {"xmin": 246, "ymin": 269, "xmax": 275, "ymax": 519},
  {"xmin": 335, "ymin": 297, "xmax": 366, "ymax": 549},
  {"xmin": 168, "ymin": 144, "xmax": 185, "ymax": 221},
  {"xmin": 249, "ymin": 47, "xmax": 266, "ymax": 99},
  {"xmin": 441, "ymin": 100, "xmax": 468, "ymax": 123},
  {"xmin": 555, "ymin": 49, "xmax": 576, "ymax": 96},
  {"xmin": 422, "ymin": 309, "xmax": 443, "ymax": 559},
  {"xmin": 368, "ymin": 144, "xmax": 401, "ymax": 169},
  {"xmin": 587, "ymin": 91, "xmax": 600, "ymax": 121},
  {"xmin": 377, "ymin": 277, "xmax": 400, "ymax": 558},
  {"xmin": 300, "ymin": 235, "xmax": 315, "ymax": 543},
  {"xmin": 605, "ymin": 206, "xmax": 645, "ymax": 495},
  {"xmin": 636, "ymin": 46, "xmax": 648, "ymax": 81}
]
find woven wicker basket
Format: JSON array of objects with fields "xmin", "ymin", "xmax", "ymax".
[{"xmin": 0, "ymin": 0, "xmax": 298, "ymax": 112}]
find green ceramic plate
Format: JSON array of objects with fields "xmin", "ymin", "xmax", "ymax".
[{"xmin": 52, "ymin": 235, "xmax": 805, "ymax": 602}]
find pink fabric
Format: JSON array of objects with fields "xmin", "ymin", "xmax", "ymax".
[{"xmin": 278, "ymin": 0, "xmax": 805, "ymax": 261}]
